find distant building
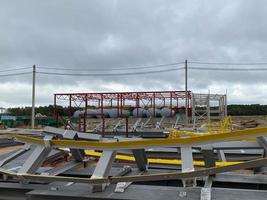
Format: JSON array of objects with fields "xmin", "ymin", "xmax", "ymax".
[{"xmin": 0, "ymin": 107, "xmax": 7, "ymax": 114}]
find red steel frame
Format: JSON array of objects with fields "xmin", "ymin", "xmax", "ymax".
[{"xmin": 54, "ymin": 90, "xmax": 192, "ymax": 132}]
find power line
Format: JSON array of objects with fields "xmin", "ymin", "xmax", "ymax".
[
  {"xmin": 36, "ymin": 67, "xmax": 184, "ymax": 76},
  {"xmin": 38, "ymin": 62, "xmax": 185, "ymax": 71},
  {"xmin": 0, "ymin": 72, "xmax": 32, "ymax": 77},
  {"xmin": 2, "ymin": 60, "xmax": 267, "ymax": 78},
  {"xmin": 0, "ymin": 67, "xmax": 32, "ymax": 73},
  {"xmin": 189, "ymin": 61, "xmax": 267, "ymax": 65},
  {"xmin": 189, "ymin": 66, "xmax": 267, "ymax": 71}
]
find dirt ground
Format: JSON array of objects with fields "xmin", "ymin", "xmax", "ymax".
[
  {"xmin": 0, "ymin": 145, "xmax": 23, "ymax": 154},
  {"xmin": 232, "ymin": 115, "xmax": 267, "ymax": 128}
]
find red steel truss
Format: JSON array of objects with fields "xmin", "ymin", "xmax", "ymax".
[{"xmin": 54, "ymin": 90, "xmax": 192, "ymax": 132}]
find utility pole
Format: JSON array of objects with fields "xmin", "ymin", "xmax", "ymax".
[
  {"xmin": 185, "ymin": 59, "xmax": 188, "ymax": 124},
  {"xmin": 225, "ymin": 89, "xmax": 228, "ymax": 117},
  {"xmin": 31, "ymin": 65, "xmax": 36, "ymax": 129}
]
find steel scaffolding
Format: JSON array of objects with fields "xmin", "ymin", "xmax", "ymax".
[
  {"xmin": 192, "ymin": 93, "xmax": 227, "ymax": 123},
  {"xmin": 54, "ymin": 91, "xmax": 192, "ymax": 132}
]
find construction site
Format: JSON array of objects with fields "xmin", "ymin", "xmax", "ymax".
[
  {"xmin": 1, "ymin": 1, "xmax": 267, "ymax": 200},
  {"xmin": 1, "ymin": 88, "xmax": 267, "ymax": 200}
]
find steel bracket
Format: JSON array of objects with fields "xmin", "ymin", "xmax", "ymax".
[
  {"xmin": 18, "ymin": 135, "xmax": 53, "ymax": 174},
  {"xmin": 91, "ymin": 150, "xmax": 117, "ymax": 192}
]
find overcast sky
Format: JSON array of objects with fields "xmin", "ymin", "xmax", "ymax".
[{"xmin": 1, "ymin": 0, "xmax": 267, "ymax": 107}]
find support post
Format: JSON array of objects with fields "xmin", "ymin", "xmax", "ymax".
[
  {"xmin": 63, "ymin": 131, "xmax": 85, "ymax": 162},
  {"xmin": 225, "ymin": 93, "xmax": 228, "ymax": 116},
  {"xmin": 31, "ymin": 65, "xmax": 36, "ymax": 129},
  {"xmin": 192, "ymin": 94, "xmax": 195, "ymax": 126},
  {"xmin": 125, "ymin": 117, "xmax": 129, "ymax": 137},
  {"xmin": 120, "ymin": 94, "xmax": 123, "ymax": 116},
  {"xmin": 170, "ymin": 92, "xmax": 173, "ymax": 117},
  {"xmin": 68, "ymin": 94, "xmax": 72, "ymax": 118},
  {"xmin": 132, "ymin": 149, "xmax": 148, "ymax": 171},
  {"xmin": 100, "ymin": 94, "xmax": 105, "ymax": 135},
  {"xmin": 54, "ymin": 94, "xmax": 59, "ymax": 127},
  {"xmin": 201, "ymin": 145, "xmax": 216, "ymax": 168},
  {"xmin": 136, "ymin": 95, "xmax": 139, "ymax": 117},
  {"xmin": 180, "ymin": 146, "xmax": 196, "ymax": 187},
  {"xmin": 217, "ymin": 150, "xmax": 226, "ymax": 162},
  {"xmin": 201, "ymin": 145, "xmax": 215, "ymax": 195},
  {"xmin": 91, "ymin": 150, "xmax": 117, "ymax": 192},
  {"xmin": 153, "ymin": 93, "xmax": 156, "ymax": 117},
  {"xmin": 207, "ymin": 92, "xmax": 210, "ymax": 121},
  {"xmin": 185, "ymin": 60, "xmax": 188, "ymax": 124},
  {"xmin": 83, "ymin": 95, "xmax": 88, "ymax": 132},
  {"xmin": 117, "ymin": 94, "xmax": 120, "ymax": 117},
  {"xmin": 255, "ymin": 136, "xmax": 267, "ymax": 173},
  {"xmin": 18, "ymin": 135, "xmax": 53, "ymax": 174}
]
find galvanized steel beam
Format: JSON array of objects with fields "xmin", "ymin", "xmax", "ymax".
[
  {"xmin": 1, "ymin": 157, "xmax": 267, "ymax": 185},
  {"xmin": 16, "ymin": 127, "xmax": 267, "ymax": 150},
  {"xmin": 132, "ymin": 149, "xmax": 148, "ymax": 171},
  {"xmin": 0, "ymin": 144, "xmax": 31, "ymax": 167},
  {"xmin": 180, "ymin": 146, "xmax": 196, "ymax": 187},
  {"xmin": 18, "ymin": 135, "xmax": 53, "ymax": 174},
  {"xmin": 91, "ymin": 150, "xmax": 117, "ymax": 192}
]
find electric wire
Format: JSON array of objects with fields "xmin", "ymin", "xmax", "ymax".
[
  {"xmin": 3, "ymin": 60, "xmax": 267, "ymax": 78},
  {"xmin": 189, "ymin": 66, "xmax": 267, "ymax": 71},
  {"xmin": 188, "ymin": 61, "xmax": 267, "ymax": 65},
  {"xmin": 38, "ymin": 61, "xmax": 185, "ymax": 71},
  {"xmin": 0, "ymin": 67, "xmax": 32, "ymax": 73},
  {"xmin": 0, "ymin": 72, "xmax": 32, "ymax": 77},
  {"xmin": 36, "ymin": 67, "xmax": 184, "ymax": 76}
]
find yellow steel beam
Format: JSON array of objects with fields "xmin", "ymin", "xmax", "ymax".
[
  {"xmin": 85, "ymin": 150, "xmax": 241, "ymax": 167},
  {"xmin": 15, "ymin": 127, "xmax": 267, "ymax": 150}
]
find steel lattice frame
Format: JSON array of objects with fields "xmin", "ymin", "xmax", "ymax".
[{"xmin": 53, "ymin": 91, "xmax": 192, "ymax": 132}]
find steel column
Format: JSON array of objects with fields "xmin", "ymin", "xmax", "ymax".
[
  {"xmin": 117, "ymin": 94, "xmax": 120, "ymax": 117},
  {"xmin": 18, "ymin": 136, "xmax": 53, "ymax": 174},
  {"xmin": 201, "ymin": 145, "xmax": 216, "ymax": 168},
  {"xmin": 68, "ymin": 94, "xmax": 72, "ymax": 118},
  {"xmin": 100, "ymin": 94, "xmax": 105, "ymax": 134},
  {"xmin": 153, "ymin": 92, "xmax": 156, "ymax": 117},
  {"xmin": 132, "ymin": 149, "xmax": 148, "ymax": 171},
  {"xmin": 180, "ymin": 146, "xmax": 196, "ymax": 187},
  {"xmin": 91, "ymin": 150, "xmax": 117, "ymax": 192},
  {"xmin": 170, "ymin": 92, "xmax": 173, "ymax": 117}
]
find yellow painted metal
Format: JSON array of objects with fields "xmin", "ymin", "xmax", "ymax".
[
  {"xmin": 208, "ymin": 116, "xmax": 233, "ymax": 133},
  {"xmin": 85, "ymin": 150, "xmax": 241, "ymax": 167},
  {"xmin": 220, "ymin": 116, "xmax": 233, "ymax": 133},
  {"xmin": 16, "ymin": 127, "xmax": 267, "ymax": 150},
  {"xmin": 168, "ymin": 116, "xmax": 233, "ymax": 139},
  {"xmin": 168, "ymin": 129, "xmax": 209, "ymax": 138}
]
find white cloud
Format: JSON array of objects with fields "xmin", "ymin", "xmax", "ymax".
[{"xmin": 1, "ymin": 0, "xmax": 267, "ymax": 106}]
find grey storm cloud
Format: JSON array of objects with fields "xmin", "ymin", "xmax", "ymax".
[{"xmin": 0, "ymin": 0, "xmax": 267, "ymax": 106}]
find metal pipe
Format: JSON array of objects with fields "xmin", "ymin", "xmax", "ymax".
[
  {"xmin": 126, "ymin": 117, "xmax": 128, "ymax": 137},
  {"xmin": 68, "ymin": 94, "xmax": 72, "ymax": 118},
  {"xmin": 101, "ymin": 94, "xmax": 105, "ymax": 135},
  {"xmin": 225, "ymin": 90, "xmax": 228, "ymax": 116},
  {"xmin": 53, "ymin": 94, "xmax": 59, "ymax": 127},
  {"xmin": 31, "ymin": 65, "xmax": 36, "ymax": 129},
  {"xmin": 170, "ymin": 92, "xmax": 173, "ymax": 117},
  {"xmin": 117, "ymin": 94, "xmax": 120, "ymax": 117},
  {"xmin": 83, "ymin": 94, "xmax": 88, "ymax": 132},
  {"xmin": 153, "ymin": 93, "xmax": 156, "ymax": 117}
]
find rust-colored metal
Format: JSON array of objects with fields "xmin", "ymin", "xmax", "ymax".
[{"xmin": 53, "ymin": 91, "xmax": 192, "ymax": 132}]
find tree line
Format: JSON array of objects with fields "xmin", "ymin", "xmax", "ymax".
[
  {"xmin": 5, "ymin": 104, "xmax": 267, "ymax": 117},
  {"xmin": 227, "ymin": 104, "xmax": 267, "ymax": 116}
]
